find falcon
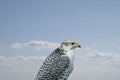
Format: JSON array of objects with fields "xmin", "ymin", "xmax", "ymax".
[{"xmin": 34, "ymin": 40, "xmax": 81, "ymax": 80}]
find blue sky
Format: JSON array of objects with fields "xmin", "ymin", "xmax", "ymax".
[
  {"xmin": 0, "ymin": 0, "xmax": 120, "ymax": 49},
  {"xmin": 0, "ymin": 0, "xmax": 120, "ymax": 80}
]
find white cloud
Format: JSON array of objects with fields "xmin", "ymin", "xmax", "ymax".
[
  {"xmin": 11, "ymin": 40, "xmax": 59, "ymax": 50},
  {"xmin": 10, "ymin": 43, "xmax": 22, "ymax": 48},
  {"xmin": 0, "ymin": 56, "xmax": 46, "ymax": 63},
  {"xmin": 0, "ymin": 56, "xmax": 46, "ymax": 80},
  {"xmin": 0, "ymin": 63, "xmax": 15, "ymax": 69},
  {"xmin": 79, "ymin": 48, "xmax": 120, "ymax": 65},
  {"xmin": 0, "ymin": 56, "xmax": 6, "ymax": 62},
  {"xmin": 24, "ymin": 40, "xmax": 59, "ymax": 50}
]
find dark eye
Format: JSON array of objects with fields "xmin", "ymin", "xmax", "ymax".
[{"xmin": 71, "ymin": 43, "xmax": 74, "ymax": 45}]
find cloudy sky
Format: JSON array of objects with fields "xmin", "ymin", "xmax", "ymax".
[{"xmin": 0, "ymin": 0, "xmax": 120, "ymax": 80}]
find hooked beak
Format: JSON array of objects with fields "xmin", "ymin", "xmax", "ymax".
[
  {"xmin": 77, "ymin": 44, "xmax": 81, "ymax": 48},
  {"xmin": 74, "ymin": 43, "xmax": 81, "ymax": 48}
]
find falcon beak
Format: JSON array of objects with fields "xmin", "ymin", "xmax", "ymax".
[{"xmin": 74, "ymin": 42, "xmax": 81, "ymax": 48}]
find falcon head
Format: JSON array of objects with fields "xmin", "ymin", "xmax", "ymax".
[{"xmin": 60, "ymin": 40, "xmax": 81, "ymax": 51}]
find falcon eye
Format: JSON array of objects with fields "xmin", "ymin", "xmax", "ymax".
[{"xmin": 71, "ymin": 43, "xmax": 74, "ymax": 45}]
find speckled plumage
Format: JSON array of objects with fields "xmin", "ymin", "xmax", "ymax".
[
  {"xmin": 34, "ymin": 40, "xmax": 81, "ymax": 80},
  {"xmin": 34, "ymin": 48, "xmax": 71, "ymax": 80}
]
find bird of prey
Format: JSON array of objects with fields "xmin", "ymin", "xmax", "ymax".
[{"xmin": 34, "ymin": 40, "xmax": 81, "ymax": 80}]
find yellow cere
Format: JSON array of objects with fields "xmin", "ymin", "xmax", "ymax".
[{"xmin": 72, "ymin": 42, "xmax": 79, "ymax": 47}]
